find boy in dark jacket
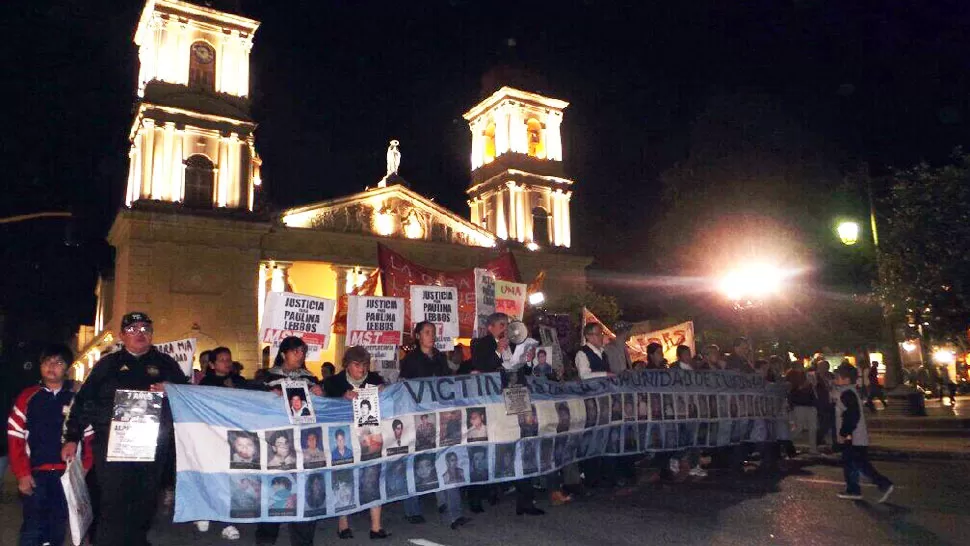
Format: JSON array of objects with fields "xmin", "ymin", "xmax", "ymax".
[
  {"xmin": 834, "ymin": 363, "xmax": 894, "ymax": 502},
  {"xmin": 8, "ymin": 344, "xmax": 93, "ymax": 546}
]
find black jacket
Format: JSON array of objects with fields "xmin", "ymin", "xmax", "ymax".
[
  {"xmin": 323, "ymin": 370, "xmax": 385, "ymax": 398},
  {"xmin": 249, "ymin": 366, "xmax": 319, "ymax": 391},
  {"xmin": 470, "ymin": 335, "xmax": 510, "ymax": 374},
  {"xmin": 399, "ymin": 348, "xmax": 451, "ymax": 379},
  {"xmin": 199, "ymin": 372, "xmax": 248, "ymax": 389},
  {"xmin": 63, "ymin": 347, "xmax": 188, "ymax": 444}
]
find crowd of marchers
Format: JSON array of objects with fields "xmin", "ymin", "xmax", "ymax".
[{"xmin": 5, "ymin": 311, "xmax": 894, "ymax": 546}]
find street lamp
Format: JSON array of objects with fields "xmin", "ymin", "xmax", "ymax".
[
  {"xmin": 837, "ymin": 221, "xmax": 860, "ymax": 246},
  {"xmin": 717, "ymin": 263, "xmax": 786, "ymax": 310}
]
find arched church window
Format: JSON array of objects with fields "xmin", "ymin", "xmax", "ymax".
[
  {"xmin": 526, "ymin": 118, "xmax": 544, "ymax": 158},
  {"xmin": 532, "ymin": 207, "xmax": 550, "ymax": 245},
  {"xmin": 483, "ymin": 121, "xmax": 496, "ymax": 163},
  {"xmin": 189, "ymin": 41, "xmax": 216, "ymax": 91},
  {"xmin": 183, "ymin": 154, "xmax": 215, "ymax": 208}
]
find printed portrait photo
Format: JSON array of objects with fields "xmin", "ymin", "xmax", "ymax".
[
  {"xmin": 468, "ymin": 446, "xmax": 490, "ymax": 483},
  {"xmin": 649, "ymin": 423, "xmax": 663, "ymax": 449},
  {"xmin": 579, "ymin": 429, "xmax": 594, "ymax": 459},
  {"xmin": 606, "ymin": 425, "xmax": 622, "ymax": 454},
  {"xmin": 622, "ymin": 393, "xmax": 636, "ymax": 421},
  {"xmin": 687, "ymin": 395, "xmax": 699, "ymax": 419},
  {"xmin": 637, "ymin": 393, "xmax": 649, "ymax": 421},
  {"xmin": 300, "ymin": 427, "xmax": 327, "ymax": 470},
  {"xmin": 414, "ymin": 413, "xmax": 437, "ymax": 451},
  {"xmin": 494, "ymin": 442, "xmax": 517, "ymax": 479},
  {"xmin": 650, "ymin": 393, "xmax": 662, "ymax": 421},
  {"xmin": 285, "ymin": 386, "xmax": 313, "ymax": 419},
  {"xmin": 384, "ymin": 459, "xmax": 409, "ymax": 500},
  {"xmin": 385, "ymin": 418, "xmax": 410, "ymax": 457},
  {"xmin": 610, "ymin": 394, "xmax": 623, "ymax": 422},
  {"xmin": 521, "ymin": 438, "xmax": 539, "ymax": 474},
  {"xmin": 664, "ymin": 423, "xmax": 679, "ymax": 449},
  {"xmin": 304, "ymin": 472, "xmax": 327, "ymax": 518},
  {"xmin": 355, "ymin": 397, "xmax": 379, "ymax": 428},
  {"xmin": 518, "ymin": 404, "xmax": 539, "ymax": 438},
  {"xmin": 583, "ymin": 397, "xmax": 598, "ymax": 428},
  {"xmin": 358, "ymin": 426, "xmax": 384, "ymax": 462},
  {"xmin": 678, "ymin": 423, "xmax": 695, "ymax": 448},
  {"xmin": 674, "ymin": 394, "xmax": 688, "ymax": 419},
  {"xmin": 730, "ymin": 420, "xmax": 742, "ymax": 443},
  {"xmin": 662, "ymin": 394, "xmax": 675, "ymax": 420},
  {"xmin": 229, "ymin": 475, "xmax": 261, "ymax": 518},
  {"xmin": 698, "ymin": 393, "xmax": 710, "ymax": 419},
  {"xmin": 623, "ymin": 423, "xmax": 638, "ymax": 453},
  {"xmin": 266, "ymin": 429, "xmax": 297, "ymax": 471},
  {"xmin": 266, "ymin": 474, "xmax": 297, "ymax": 517},
  {"xmin": 539, "ymin": 438, "xmax": 555, "ymax": 472},
  {"xmin": 329, "ymin": 425, "xmax": 354, "ymax": 466},
  {"xmin": 466, "ymin": 407, "xmax": 488, "ymax": 442},
  {"xmin": 439, "ymin": 410, "xmax": 463, "ymax": 447},
  {"xmin": 440, "ymin": 450, "xmax": 468, "ymax": 485},
  {"xmin": 597, "ymin": 395, "xmax": 610, "ymax": 426},
  {"xmin": 414, "ymin": 453, "xmax": 440, "ymax": 492},
  {"xmin": 696, "ymin": 422, "xmax": 708, "ymax": 446},
  {"xmin": 227, "ymin": 430, "xmax": 260, "ymax": 470},
  {"xmin": 331, "ymin": 468, "xmax": 357, "ymax": 513},
  {"xmin": 358, "ymin": 463, "xmax": 383, "ymax": 506},
  {"xmin": 730, "ymin": 395, "xmax": 740, "ymax": 418},
  {"xmin": 708, "ymin": 422, "xmax": 720, "ymax": 447},
  {"xmin": 718, "ymin": 395, "xmax": 729, "ymax": 419},
  {"xmin": 555, "ymin": 401, "xmax": 571, "ymax": 433}
]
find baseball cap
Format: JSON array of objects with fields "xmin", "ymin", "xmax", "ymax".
[{"xmin": 121, "ymin": 312, "xmax": 153, "ymax": 329}]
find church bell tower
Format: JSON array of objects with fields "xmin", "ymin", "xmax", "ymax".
[
  {"xmin": 463, "ymin": 87, "xmax": 573, "ymax": 248},
  {"xmin": 124, "ymin": 0, "xmax": 261, "ymax": 211}
]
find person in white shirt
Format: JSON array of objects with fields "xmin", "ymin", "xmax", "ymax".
[
  {"xmin": 575, "ymin": 324, "xmax": 611, "ymax": 380},
  {"xmin": 675, "ymin": 345, "xmax": 694, "ymax": 370}
]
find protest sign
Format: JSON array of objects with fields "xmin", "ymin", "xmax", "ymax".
[
  {"xmin": 378, "ymin": 244, "xmax": 520, "ymax": 337},
  {"xmin": 354, "ymin": 386, "xmax": 381, "ymax": 427},
  {"xmin": 503, "ymin": 385, "xmax": 531, "ymax": 415},
  {"xmin": 538, "ymin": 326, "xmax": 564, "ymax": 377},
  {"xmin": 106, "ymin": 390, "xmax": 164, "ymax": 462},
  {"xmin": 473, "ymin": 268, "xmax": 496, "ymax": 338},
  {"xmin": 156, "ymin": 337, "xmax": 197, "ymax": 378},
  {"xmin": 260, "ymin": 292, "xmax": 336, "ymax": 352},
  {"xmin": 61, "ymin": 453, "xmax": 93, "ymax": 546},
  {"xmin": 627, "ymin": 321, "xmax": 695, "ymax": 363},
  {"xmin": 168, "ymin": 368, "xmax": 783, "ymax": 524},
  {"xmin": 346, "ymin": 296, "xmax": 404, "ymax": 361},
  {"xmin": 409, "ymin": 285, "xmax": 459, "ymax": 351},
  {"xmin": 283, "ymin": 380, "xmax": 316, "ymax": 425},
  {"xmin": 495, "ymin": 280, "xmax": 527, "ymax": 320},
  {"xmin": 375, "ymin": 356, "xmax": 399, "ymax": 384}
]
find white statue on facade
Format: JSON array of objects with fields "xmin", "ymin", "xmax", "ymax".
[{"xmin": 386, "ymin": 139, "xmax": 401, "ymax": 176}]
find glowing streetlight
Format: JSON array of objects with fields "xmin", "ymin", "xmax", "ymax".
[
  {"xmin": 528, "ymin": 291, "xmax": 545, "ymax": 306},
  {"xmin": 837, "ymin": 221, "xmax": 860, "ymax": 245},
  {"xmin": 718, "ymin": 263, "xmax": 787, "ymax": 309}
]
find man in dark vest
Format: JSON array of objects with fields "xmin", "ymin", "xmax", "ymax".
[
  {"xmin": 575, "ymin": 323, "xmax": 611, "ymax": 379},
  {"xmin": 469, "ymin": 312, "xmax": 545, "ymax": 516}
]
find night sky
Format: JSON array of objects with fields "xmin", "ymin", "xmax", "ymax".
[{"xmin": 2, "ymin": 0, "xmax": 968, "ymax": 347}]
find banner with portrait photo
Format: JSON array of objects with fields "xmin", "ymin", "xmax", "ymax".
[{"xmin": 168, "ymin": 368, "xmax": 783, "ymax": 524}]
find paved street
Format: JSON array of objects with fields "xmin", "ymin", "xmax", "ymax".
[{"xmin": 4, "ymin": 458, "xmax": 969, "ymax": 546}]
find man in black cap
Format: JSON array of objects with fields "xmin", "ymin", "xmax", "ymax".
[{"xmin": 61, "ymin": 311, "xmax": 188, "ymax": 546}]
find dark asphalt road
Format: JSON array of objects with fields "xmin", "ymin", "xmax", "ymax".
[{"xmin": 3, "ymin": 458, "xmax": 968, "ymax": 545}]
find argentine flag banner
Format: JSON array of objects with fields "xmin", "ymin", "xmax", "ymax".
[{"xmin": 167, "ymin": 369, "xmax": 784, "ymax": 523}]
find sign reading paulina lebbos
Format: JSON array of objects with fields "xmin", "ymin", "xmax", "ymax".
[
  {"xmin": 495, "ymin": 280, "xmax": 527, "ymax": 321},
  {"xmin": 346, "ymin": 296, "xmax": 405, "ymax": 361},
  {"xmin": 260, "ymin": 292, "xmax": 336, "ymax": 351},
  {"xmin": 409, "ymin": 285, "xmax": 459, "ymax": 351},
  {"xmin": 155, "ymin": 337, "xmax": 197, "ymax": 378}
]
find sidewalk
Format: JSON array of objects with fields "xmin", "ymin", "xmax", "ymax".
[{"xmin": 857, "ymin": 395, "xmax": 969, "ymax": 460}]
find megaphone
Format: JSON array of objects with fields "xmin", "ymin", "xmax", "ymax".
[{"xmin": 507, "ymin": 320, "xmax": 530, "ymax": 345}]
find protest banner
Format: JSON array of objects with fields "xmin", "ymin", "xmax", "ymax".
[
  {"xmin": 354, "ymin": 386, "xmax": 381, "ymax": 428},
  {"xmin": 378, "ymin": 244, "xmax": 520, "ymax": 337},
  {"xmin": 61, "ymin": 451, "xmax": 93, "ymax": 546},
  {"xmin": 260, "ymin": 292, "xmax": 336, "ymax": 354},
  {"xmin": 409, "ymin": 285, "xmax": 459, "ymax": 351},
  {"xmin": 495, "ymin": 280, "xmax": 527, "ymax": 320},
  {"xmin": 627, "ymin": 321, "xmax": 695, "ymax": 363},
  {"xmin": 473, "ymin": 268, "xmax": 496, "ymax": 338},
  {"xmin": 168, "ymin": 368, "xmax": 783, "ymax": 524},
  {"xmin": 156, "ymin": 337, "xmax": 198, "ymax": 378},
  {"xmin": 346, "ymin": 295, "xmax": 404, "ymax": 361},
  {"xmin": 106, "ymin": 390, "xmax": 164, "ymax": 462}
]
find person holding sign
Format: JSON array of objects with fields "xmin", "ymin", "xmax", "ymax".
[
  {"xmin": 323, "ymin": 346, "xmax": 390, "ymax": 540},
  {"xmin": 398, "ymin": 321, "xmax": 468, "ymax": 529},
  {"xmin": 470, "ymin": 312, "xmax": 544, "ymax": 517},
  {"xmin": 61, "ymin": 311, "xmax": 188, "ymax": 546},
  {"xmin": 9, "ymin": 344, "xmax": 93, "ymax": 546}
]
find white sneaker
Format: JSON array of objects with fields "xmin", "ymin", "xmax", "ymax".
[
  {"xmin": 194, "ymin": 521, "xmax": 210, "ymax": 532},
  {"xmin": 688, "ymin": 467, "xmax": 708, "ymax": 478},
  {"xmin": 877, "ymin": 484, "xmax": 895, "ymax": 504},
  {"xmin": 221, "ymin": 525, "xmax": 241, "ymax": 540}
]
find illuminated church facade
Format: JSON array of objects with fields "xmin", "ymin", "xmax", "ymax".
[{"xmin": 74, "ymin": 0, "xmax": 589, "ymax": 378}]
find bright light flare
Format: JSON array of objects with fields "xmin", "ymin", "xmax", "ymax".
[
  {"xmin": 932, "ymin": 349, "xmax": 956, "ymax": 365},
  {"xmin": 718, "ymin": 263, "xmax": 787, "ymax": 302},
  {"xmin": 528, "ymin": 291, "xmax": 545, "ymax": 305},
  {"xmin": 837, "ymin": 221, "xmax": 860, "ymax": 245},
  {"xmin": 901, "ymin": 341, "xmax": 918, "ymax": 353}
]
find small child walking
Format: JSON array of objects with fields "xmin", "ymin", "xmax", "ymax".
[{"xmin": 834, "ymin": 363, "xmax": 894, "ymax": 502}]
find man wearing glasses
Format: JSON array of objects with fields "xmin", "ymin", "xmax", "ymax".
[{"xmin": 61, "ymin": 311, "xmax": 188, "ymax": 546}]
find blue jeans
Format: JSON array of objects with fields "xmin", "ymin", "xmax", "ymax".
[
  {"xmin": 842, "ymin": 445, "xmax": 891, "ymax": 495},
  {"xmin": 20, "ymin": 470, "xmax": 68, "ymax": 546},
  {"xmin": 403, "ymin": 489, "xmax": 463, "ymax": 523}
]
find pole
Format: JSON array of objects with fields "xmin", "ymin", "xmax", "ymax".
[
  {"xmin": 867, "ymin": 174, "xmax": 901, "ymax": 388},
  {"xmin": 0, "ymin": 212, "xmax": 72, "ymax": 224}
]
